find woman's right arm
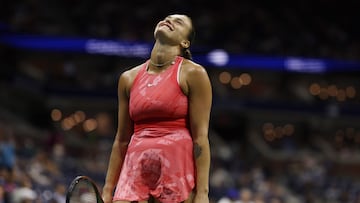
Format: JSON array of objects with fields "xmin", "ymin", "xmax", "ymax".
[{"xmin": 102, "ymin": 71, "xmax": 134, "ymax": 203}]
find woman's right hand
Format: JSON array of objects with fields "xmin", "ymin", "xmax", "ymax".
[{"xmin": 102, "ymin": 191, "xmax": 113, "ymax": 203}]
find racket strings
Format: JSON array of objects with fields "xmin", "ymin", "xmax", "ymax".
[{"xmin": 69, "ymin": 180, "xmax": 98, "ymax": 203}]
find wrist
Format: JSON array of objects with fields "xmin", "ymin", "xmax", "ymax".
[
  {"xmin": 102, "ymin": 185, "xmax": 114, "ymax": 193},
  {"xmin": 195, "ymin": 187, "xmax": 209, "ymax": 194}
]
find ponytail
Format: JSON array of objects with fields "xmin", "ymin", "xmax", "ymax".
[
  {"xmin": 182, "ymin": 48, "xmax": 192, "ymax": 60},
  {"xmin": 181, "ymin": 16, "xmax": 195, "ymax": 60}
]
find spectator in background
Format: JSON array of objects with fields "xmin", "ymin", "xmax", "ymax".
[
  {"xmin": 253, "ymin": 193, "xmax": 265, "ymax": 203},
  {"xmin": 0, "ymin": 167, "xmax": 16, "ymax": 203},
  {"xmin": 11, "ymin": 176, "xmax": 37, "ymax": 203},
  {"xmin": 27, "ymin": 150, "xmax": 61, "ymax": 189},
  {"xmin": 0, "ymin": 126, "xmax": 16, "ymax": 170},
  {"xmin": 217, "ymin": 188, "xmax": 240, "ymax": 203},
  {"xmin": 51, "ymin": 182, "xmax": 66, "ymax": 203},
  {"xmin": 238, "ymin": 188, "xmax": 254, "ymax": 203}
]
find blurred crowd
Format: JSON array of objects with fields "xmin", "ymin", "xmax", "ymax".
[
  {"xmin": 0, "ymin": 114, "xmax": 110, "ymax": 203},
  {"xmin": 2, "ymin": 111, "xmax": 360, "ymax": 203},
  {"xmin": 1, "ymin": 0, "xmax": 359, "ymax": 60}
]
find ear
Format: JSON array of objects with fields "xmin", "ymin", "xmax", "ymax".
[{"xmin": 181, "ymin": 40, "xmax": 190, "ymax": 49}]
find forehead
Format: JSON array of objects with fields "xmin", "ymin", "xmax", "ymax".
[{"xmin": 166, "ymin": 14, "xmax": 192, "ymax": 27}]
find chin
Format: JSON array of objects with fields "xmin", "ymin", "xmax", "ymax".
[{"xmin": 154, "ymin": 29, "xmax": 170, "ymax": 40}]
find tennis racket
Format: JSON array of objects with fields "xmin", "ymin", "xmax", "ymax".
[{"xmin": 66, "ymin": 175, "xmax": 104, "ymax": 203}]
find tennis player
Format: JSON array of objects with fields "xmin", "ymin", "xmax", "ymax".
[{"xmin": 102, "ymin": 14, "xmax": 212, "ymax": 203}]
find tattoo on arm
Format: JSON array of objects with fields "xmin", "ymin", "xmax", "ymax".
[{"xmin": 193, "ymin": 143, "xmax": 202, "ymax": 159}]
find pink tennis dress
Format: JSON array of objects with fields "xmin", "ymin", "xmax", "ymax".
[{"xmin": 113, "ymin": 56, "xmax": 195, "ymax": 203}]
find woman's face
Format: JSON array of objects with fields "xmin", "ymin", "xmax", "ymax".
[{"xmin": 154, "ymin": 14, "xmax": 192, "ymax": 48}]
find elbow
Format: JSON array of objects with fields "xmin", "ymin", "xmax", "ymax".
[
  {"xmin": 112, "ymin": 135, "xmax": 130, "ymax": 150},
  {"xmin": 191, "ymin": 127, "xmax": 209, "ymax": 142},
  {"xmin": 118, "ymin": 140, "xmax": 130, "ymax": 148}
]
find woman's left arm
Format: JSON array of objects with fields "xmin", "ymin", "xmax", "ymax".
[{"xmin": 186, "ymin": 63, "xmax": 212, "ymax": 202}]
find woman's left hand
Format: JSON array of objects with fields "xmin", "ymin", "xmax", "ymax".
[{"xmin": 193, "ymin": 193, "xmax": 210, "ymax": 203}]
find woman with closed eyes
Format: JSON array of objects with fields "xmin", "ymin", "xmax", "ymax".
[{"xmin": 102, "ymin": 14, "xmax": 212, "ymax": 203}]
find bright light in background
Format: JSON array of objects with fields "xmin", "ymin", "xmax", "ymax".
[
  {"xmin": 319, "ymin": 88, "xmax": 329, "ymax": 100},
  {"xmin": 310, "ymin": 83, "xmax": 356, "ymax": 102},
  {"xmin": 53, "ymin": 109, "xmax": 114, "ymax": 133},
  {"xmin": 219, "ymin": 71, "xmax": 232, "ymax": 84},
  {"xmin": 96, "ymin": 112, "xmax": 112, "ymax": 135},
  {"xmin": 283, "ymin": 124, "xmax": 295, "ymax": 136},
  {"xmin": 309, "ymin": 83, "xmax": 321, "ymax": 95},
  {"xmin": 61, "ymin": 117, "xmax": 76, "ymax": 130},
  {"xmin": 219, "ymin": 72, "xmax": 252, "ymax": 89},
  {"xmin": 285, "ymin": 57, "xmax": 326, "ymax": 73},
  {"xmin": 83, "ymin": 119, "xmax": 97, "ymax": 132},
  {"xmin": 53, "ymin": 109, "xmax": 88, "ymax": 131},
  {"xmin": 327, "ymin": 85, "xmax": 338, "ymax": 97},
  {"xmin": 230, "ymin": 77, "xmax": 242, "ymax": 89},
  {"xmin": 262, "ymin": 122, "xmax": 275, "ymax": 142},
  {"xmin": 262, "ymin": 122, "xmax": 274, "ymax": 131},
  {"xmin": 207, "ymin": 49, "xmax": 229, "ymax": 66},
  {"xmin": 73, "ymin": 110, "xmax": 86, "ymax": 123},
  {"xmin": 85, "ymin": 39, "xmax": 150, "ymax": 58},
  {"xmin": 262, "ymin": 122, "xmax": 294, "ymax": 142},
  {"xmin": 51, "ymin": 109, "xmax": 62, "ymax": 121},
  {"xmin": 336, "ymin": 89, "xmax": 346, "ymax": 102},
  {"xmin": 346, "ymin": 86, "xmax": 356, "ymax": 98},
  {"xmin": 239, "ymin": 73, "xmax": 252, "ymax": 85}
]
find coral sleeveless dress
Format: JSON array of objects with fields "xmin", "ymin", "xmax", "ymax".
[{"xmin": 113, "ymin": 56, "xmax": 195, "ymax": 203}]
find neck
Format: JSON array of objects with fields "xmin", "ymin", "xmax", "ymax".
[
  {"xmin": 150, "ymin": 42, "xmax": 179, "ymax": 67},
  {"xmin": 149, "ymin": 58, "xmax": 175, "ymax": 67}
]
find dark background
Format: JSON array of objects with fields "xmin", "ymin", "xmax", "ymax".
[{"xmin": 1, "ymin": 0, "xmax": 360, "ymax": 202}]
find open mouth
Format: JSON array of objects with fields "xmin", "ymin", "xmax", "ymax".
[{"xmin": 159, "ymin": 22, "xmax": 173, "ymax": 31}]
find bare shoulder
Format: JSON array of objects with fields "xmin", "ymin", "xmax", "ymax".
[
  {"xmin": 181, "ymin": 59, "xmax": 208, "ymax": 79},
  {"xmin": 119, "ymin": 64, "xmax": 143, "ymax": 86},
  {"xmin": 117, "ymin": 63, "xmax": 144, "ymax": 96},
  {"xmin": 181, "ymin": 59, "xmax": 210, "ymax": 83},
  {"xmin": 119, "ymin": 64, "xmax": 143, "ymax": 82},
  {"xmin": 180, "ymin": 59, "xmax": 211, "ymax": 95}
]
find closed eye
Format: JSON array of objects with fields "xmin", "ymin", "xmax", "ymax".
[
  {"xmin": 174, "ymin": 18, "xmax": 184, "ymax": 25},
  {"xmin": 175, "ymin": 19, "xmax": 184, "ymax": 25}
]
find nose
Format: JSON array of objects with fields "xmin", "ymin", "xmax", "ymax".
[{"xmin": 165, "ymin": 18, "xmax": 172, "ymax": 25}]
